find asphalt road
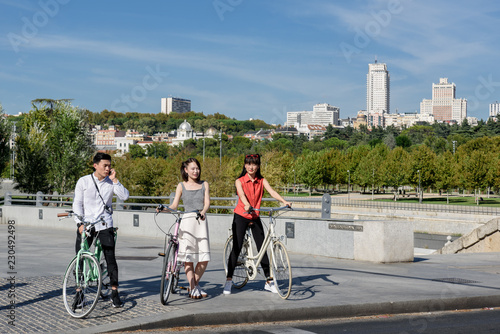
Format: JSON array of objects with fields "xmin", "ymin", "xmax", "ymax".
[{"xmin": 120, "ymin": 307, "xmax": 500, "ymax": 333}]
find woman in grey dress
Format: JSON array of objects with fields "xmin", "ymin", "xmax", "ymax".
[{"xmin": 169, "ymin": 158, "xmax": 211, "ymax": 299}]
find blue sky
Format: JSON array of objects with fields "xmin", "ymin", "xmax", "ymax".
[{"xmin": 1, "ymin": 0, "xmax": 500, "ymax": 125}]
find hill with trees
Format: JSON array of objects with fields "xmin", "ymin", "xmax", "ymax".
[{"xmin": 3, "ymin": 104, "xmax": 500, "ymax": 203}]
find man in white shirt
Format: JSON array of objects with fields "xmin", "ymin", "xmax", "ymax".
[{"xmin": 72, "ymin": 152, "xmax": 129, "ymax": 308}]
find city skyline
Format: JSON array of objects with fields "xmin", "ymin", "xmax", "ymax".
[{"xmin": 1, "ymin": 1, "xmax": 500, "ymax": 125}]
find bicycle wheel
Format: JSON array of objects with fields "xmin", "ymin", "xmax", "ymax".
[
  {"xmin": 160, "ymin": 243, "xmax": 177, "ymax": 305},
  {"xmin": 271, "ymin": 241, "xmax": 292, "ymax": 299},
  {"xmin": 99, "ymin": 256, "xmax": 111, "ymax": 299},
  {"xmin": 223, "ymin": 235, "xmax": 249, "ymax": 289},
  {"xmin": 63, "ymin": 253, "xmax": 102, "ymax": 318}
]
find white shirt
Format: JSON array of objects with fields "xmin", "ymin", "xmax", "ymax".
[{"xmin": 72, "ymin": 173, "xmax": 130, "ymax": 231}]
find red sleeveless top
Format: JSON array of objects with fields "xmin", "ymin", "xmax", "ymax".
[{"xmin": 234, "ymin": 173, "xmax": 264, "ymax": 219}]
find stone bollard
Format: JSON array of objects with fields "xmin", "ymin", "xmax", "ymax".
[{"xmin": 445, "ymin": 235, "xmax": 452, "ymax": 246}]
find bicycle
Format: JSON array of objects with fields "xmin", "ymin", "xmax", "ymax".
[
  {"xmin": 223, "ymin": 205, "xmax": 293, "ymax": 299},
  {"xmin": 154, "ymin": 204, "xmax": 200, "ymax": 305},
  {"xmin": 58, "ymin": 211, "xmax": 117, "ymax": 318}
]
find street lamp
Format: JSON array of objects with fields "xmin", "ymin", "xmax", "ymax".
[
  {"xmin": 219, "ymin": 132, "xmax": 222, "ymax": 166},
  {"xmin": 417, "ymin": 169, "xmax": 421, "ymax": 204},
  {"xmin": 372, "ymin": 168, "xmax": 375, "ymax": 201},
  {"xmin": 293, "ymin": 168, "xmax": 296, "ymax": 195},
  {"xmin": 10, "ymin": 124, "xmax": 16, "ymax": 179},
  {"xmin": 202, "ymin": 138, "xmax": 205, "ymax": 162},
  {"xmin": 347, "ymin": 170, "xmax": 350, "ymax": 201}
]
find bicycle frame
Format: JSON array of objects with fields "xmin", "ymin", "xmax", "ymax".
[
  {"xmin": 155, "ymin": 205, "xmax": 201, "ymax": 304},
  {"xmin": 60, "ymin": 212, "xmax": 115, "ymax": 286},
  {"xmin": 239, "ymin": 206, "xmax": 290, "ymax": 280},
  {"xmin": 156, "ymin": 205, "xmax": 201, "ymax": 256}
]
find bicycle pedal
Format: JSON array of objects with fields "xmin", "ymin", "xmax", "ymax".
[{"xmin": 158, "ymin": 252, "xmax": 165, "ymax": 257}]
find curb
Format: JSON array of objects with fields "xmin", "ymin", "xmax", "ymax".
[{"xmin": 83, "ymin": 295, "xmax": 500, "ymax": 333}]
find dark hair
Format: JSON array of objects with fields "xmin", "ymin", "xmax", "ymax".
[
  {"xmin": 238, "ymin": 154, "xmax": 263, "ymax": 178},
  {"xmin": 93, "ymin": 152, "xmax": 112, "ymax": 164},
  {"xmin": 181, "ymin": 158, "xmax": 201, "ymax": 182}
]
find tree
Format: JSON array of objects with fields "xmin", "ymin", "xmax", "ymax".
[
  {"xmin": 459, "ymin": 149, "xmax": 490, "ymax": 204},
  {"xmin": 321, "ymin": 148, "xmax": 345, "ymax": 190},
  {"xmin": 395, "ymin": 135, "xmax": 411, "ymax": 148},
  {"xmin": 382, "ymin": 147, "xmax": 411, "ymax": 200},
  {"xmin": 456, "ymin": 137, "xmax": 498, "ymax": 203},
  {"xmin": 409, "ymin": 145, "xmax": 437, "ymax": 201},
  {"xmin": 261, "ymin": 150, "xmax": 294, "ymax": 192},
  {"xmin": 47, "ymin": 103, "xmax": 95, "ymax": 194},
  {"xmin": 129, "ymin": 144, "xmax": 146, "ymax": 159},
  {"xmin": 14, "ymin": 127, "xmax": 50, "ymax": 193},
  {"xmin": 14, "ymin": 101, "xmax": 94, "ymax": 194},
  {"xmin": 383, "ymin": 133, "xmax": 396, "ymax": 149},
  {"xmin": 434, "ymin": 151, "xmax": 457, "ymax": 203},
  {"xmin": 146, "ymin": 142, "xmax": 170, "ymax": 159},
  {"xmin": 296, "ymin": 151, "xmax": 323, "ymax": 195},
  {"xmin": 344, "ymin": 145, "xmax": 371, "ymax": 187},
  {"xmin": 0, "ymin": 104, "xmax": 11, "ymax": 178},
  {"xmin": 355, "ymin": 144, "xmax": 388, "ymax": 193},
  {"xmin": 401, "ymin": 125, "xmax": 434, "ymax": 145}
]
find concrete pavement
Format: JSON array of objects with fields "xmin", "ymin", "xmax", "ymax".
[{"xmin": 2, "ymin": 225, "xmax": 500, "ymax": 333}]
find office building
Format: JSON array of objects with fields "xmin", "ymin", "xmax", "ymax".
[
  {"xmin": 490, "ymin": 101, "xmax": 500, "ymax": 119},
  {"xmin": 161, "ymin": 97, "xmax": 191, "ymax": 114},
  {"xmin": 420, "ymin": 78, "xmax": 467, "ymax": 124},
  {"xmin": 366, "ymin": 61, "xmax": 390, "ymax": 118},
  {"xmin": 312, "ymin": 103, "xmax": 340, "ymax": 126},
  {"xmin": 286, "ymin": 103, "xmax": 340, "ymax": 128},
  {"xmin": 286, "ymin": 110, "xmax": 311, "ymax": 127}
]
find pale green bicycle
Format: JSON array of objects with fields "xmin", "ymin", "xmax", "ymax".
[{"xmin": 58, "ymin": 211, "xmax": 117, "ymax": 318}]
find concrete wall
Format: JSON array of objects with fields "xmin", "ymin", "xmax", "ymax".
[
  {"xmin": 292, "ymin": 203, "xmax": 491, "ymax": 236},
  {"xmin": 0, "ymin": 206, "xmax": 413, "ymax": 263}
]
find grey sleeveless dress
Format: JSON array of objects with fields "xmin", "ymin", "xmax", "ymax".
[{"xmin": 177, "ymin": 182, "xmax": 211, "ymax": 262}]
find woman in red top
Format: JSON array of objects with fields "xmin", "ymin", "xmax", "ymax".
[{"xmin": 223, "ymin": 154, "xmax": 291, "ymax": 295}]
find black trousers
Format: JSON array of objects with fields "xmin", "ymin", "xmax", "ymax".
[
  {"xmin": 75, "ymin": 227, "xmax": 119, "ymax": 287},
  {"xmin": 226, "ymin": 213, "xmax": 270, "ymax": 279}
]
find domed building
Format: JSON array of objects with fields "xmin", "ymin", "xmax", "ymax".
[
  {"xmin": 205, "ymin": 126, "xmax": 217, "ymax": 138},
  {"xmin": 178, "ymin": 120, "xmax": 193, "ymax": 138},
  {"xmin": 172, "ymin": 120, "xmax": 195, "ymax": 146}
]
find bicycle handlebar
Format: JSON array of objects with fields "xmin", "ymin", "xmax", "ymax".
[
  {"xmin": 156, "ymin": 205, "xmax": 202, "ymax": 219},
  {"xmin": 247, "ymin": 205, "xmax": 292, "ymax": 214},
  {"xmin": 57, "ymin": 210, "xmax": 106, "ymax": 228}
]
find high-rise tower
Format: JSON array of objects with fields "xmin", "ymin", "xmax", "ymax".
[{"xmin": 366, "ymin": 60, "xmax": 390, "ymax": 115}]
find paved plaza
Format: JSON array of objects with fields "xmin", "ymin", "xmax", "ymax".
[{"xmin": 3, "ymin": 225, "xmax": 500, "ymax": 333}]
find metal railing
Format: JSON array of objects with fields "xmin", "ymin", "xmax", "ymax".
[
  {"xmin": 330, "ymin": 198, "xmax": 500, "ymax": 215},
  {"xmin": 1, "ymin": 192, "xmax": 499, "ymax": 217}
]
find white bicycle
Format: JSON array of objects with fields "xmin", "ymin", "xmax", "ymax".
[{"xmin": 223, "ymin": 205, "xmax": 292, "ymax": 299}]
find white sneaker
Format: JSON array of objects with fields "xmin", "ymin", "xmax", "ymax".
[
  {"xmin": 196, "ymin": 285, "xmax": 208, "ymax": 298},
  {"xmin": 223, "ymin": 280, "xmax": 232, "ymax": 295},
  {"xmin": 264, "ymin": 281, "xmax": 278, "ymax": 293},
  {"xmin": 189, "ymin": 286, "xmax": 201, "ymax": 299}
]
